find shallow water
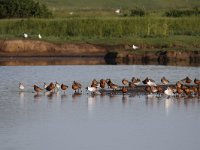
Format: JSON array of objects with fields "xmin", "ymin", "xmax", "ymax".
[{"xmin": 0, "ymin": 65, "xmax": 200, "ymax": 150}]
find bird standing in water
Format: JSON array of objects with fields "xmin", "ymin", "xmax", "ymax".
[
  {"xmin": 19, "ymin": 83, "xmax": 25, "ymax": 91},
  {"xmin": 61, "ymin": 84, "xmax": 68, "ymax": 94}
]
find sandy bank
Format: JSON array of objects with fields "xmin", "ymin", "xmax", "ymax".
[{"xmin": 0, "ymin": 39, "xmax": 109, "ymax": 57}]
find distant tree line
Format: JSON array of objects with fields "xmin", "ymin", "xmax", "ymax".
[{"xmin": 0, "ymin": 0, "xmax": 52, "ymax": 18}]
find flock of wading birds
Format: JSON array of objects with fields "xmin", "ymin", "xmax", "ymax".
[{"xmin": 18, "ymin": 76, "xmax": 200, "ymax": 98}]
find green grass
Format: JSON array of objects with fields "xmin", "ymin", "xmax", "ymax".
[
  {"xmin": 33, "ymin": 0, "xmax": 200, "ymax": 17},
  {"xmin": 37, "ymin": 0, "xmax": 200, "ymax": 10},
  {"xmin": 0, "ymin": 16, "xmax": 200, "ymax": 50}
]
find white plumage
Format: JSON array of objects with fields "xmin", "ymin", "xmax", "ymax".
[
  {"xmin": 164, "ymin": 87, "xmax": 174, "ymax": 96},
  {"xmin": 23, "ymin": 33, "xmax": 28, "ymax": 38},
  {"xmin": 132, "ymin": 44, "xmax": 139, "ymax": 50},
  {"xmin": 147, "ymin": 80, "xmax": 157, "ymax": 86},
  {"xmin": 86, "ymin": 87, "xmax": 97, "ymax": 92},
  {"xmin": 38, "ymin": 34, "xmax": 42, "ymax": 39},
  {"xmin": 19, "ymin": 83, "xmax": 25, "ymax": 91},
  {"xmin": 115, "ymin": 9, "xmax": 120, "ymax": 14}
]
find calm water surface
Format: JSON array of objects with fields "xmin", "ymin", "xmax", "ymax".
[{"xmin": 0, "ymin": 65, "xmax": 200, "ymax": 150}]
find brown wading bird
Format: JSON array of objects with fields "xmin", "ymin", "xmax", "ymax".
[
  {"xmin": 194, "ymin": 78, "xmax": 200, "ymax": 85},
  {"xmin": 145, "ymin": 85, "xmax": 151, "ymax": 94},
  {"xmin": 161, "ymin": 76, "xmax": 169, "ymax": 85},
  {"xmin": 61, "ymin": 84, "xmax": 68, "ymax": 93},
  {"xmin": 33, "ymin": 85, "xmax": 43, "ymax": 93},
  {"xmin": 184, "ymin": 88, "xmax": 192, "ymax": 97},
  {"xmin": 131, "ymin": 77, "xmax": 136, "ymax": 83},
  {"xmin": 133, "ymin": 78, "xmax": 141, "ymax": 86},
  {"xmin": 181, "ymin": 76, "xmax": 192, "ymax": 84},
  {"xmin": 106, "ymin": 79, "xmax": 112, "ymax": 88},
  {"xmin": 156, "ymin": 85, "xmax": 163, "ymax": 96},
  {"xmin": 121, "ymin": 86, "xmax": 128, "ymax": 94},
  {"xmin": 72, "ymin": 81, "xmax": 82, "ymax": 93},
  {"xmin": 176, "ymin": 81, "xmax": 182, "ymax": 88},
  {"xmin": 176, "ymin": 87, "xmax": 184, "ymax": 96},
  {"xmin": 122, "ymin": 78, "xmax": 129, "ymax": 85},
  {"xmin": 100, "ymin": 79, "xmax": 106, "ymax": 89},
  {"xmin": 128, "ymin": 82, "xmax": 136, "ymax": 88},
  {"xmin": 110, "ymin": 83, "xmax": 119, "ymax": 91},
  {"xmin": 91, "ymin": 79, "xmax": 99, "ymax": 88},
  {"xmin": 46, "ymin": 82, "xmax": 55, "ymax": 92},
  {"xmin": 150, "ymin": 86, "xmax": 158, "ymax": 94}
]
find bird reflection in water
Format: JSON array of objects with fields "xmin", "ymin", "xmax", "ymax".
[
  {"xmin": 72, "ymin": 92, "xmax": 82, "ymax": 102},
  {"xmin": 87, "ymin": 95, "xmax": 96, "ymax": 113},
  {"xmin": 19, "ymin": 92, "xmax": 25, "ymax": 107},
  {"xmin": 122, "ymin": 95, "xmax": 128, "ymax": 106},
  {"xmin": 47, "ymin": 92, "xmax": 54, "ymax": 102},
  {"xmin": 61, "ymin": 94, "xmax": 67, "ymax": 103},
  {"xmin": 145, "ymin": 94, "xmax": 159, "ymax": 107},
  {"xmin": 34, "ymin": 93, "xmax": 42, "ymax": 103},
  {"xmin": 165, "ymin": 97, "xmax": 173, "ymax": 116},
  {"xmin": 109, "ymin": 93, "xmax": 118, "ymax": 103}
]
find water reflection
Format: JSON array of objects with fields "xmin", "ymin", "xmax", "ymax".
[
  {"xmin": 122, "ymin": 95, "xmax": 128, "ymax": 105},
  {"xmin": 33, "ymin": 93, "xmax": 42, "ymax": 103},
  {"xmin": 87, "ymin": 95, "xmax": 96, "ymax": 113},
  {"xmin": 0, "ymin": 56, "xmax": 199, "ymax": 66},
  {"xmin": 164, "ymin": 98, "xmax": 173, "ymax": 116},
  {"xmin": 19, "ymin": 92, "xmax": 25, "ymax": 107},
  {"xmin": 72, "ymin": 92, "xmax": 82, "ymax": 102}
]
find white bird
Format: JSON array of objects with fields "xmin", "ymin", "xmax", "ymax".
[
  {"xmin": 132, "ymin": 44, "xmax": 139, "ymax": 50},
  {"xmin": 147, "ymin": 80, "xmax": 157, "ymax": 86},
  {"xmin": 115, "ymin": 9, "xmax": 120, "ymax": 14},
  {"xmin": 43, "ymin": 82, "xmax": 47, "ymax": 89},
  {"xmin": 164, "ymin": 87, "xmax": 174, "ymax": 96},
  {"xmin": 23, "ymin": 33, "xmax": 28, "ymax": 38},
  {"xmin": 86, "ymin": 87, "xmax": 97, "ymax": 93},
  {"xmin": 55, "ymin": 82, "xmax": 60, "ymax": 90},
  {"xmin": 69, "ymin": 12, "xmax": 74, "ymax": 15},
  {"xmin": 38, "ymin": 34, "xmax": 42, "ymax": 39},
  {"xmin": 19, "ymin": 83, "xmax": 25, "ymax": 91}
]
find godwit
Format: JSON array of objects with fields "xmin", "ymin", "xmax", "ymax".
[
  {"xmin": 61, "ymin": 84, "xmax": 68, "ymax": 93},
  {"xmin": 194, "ymin": 78, "xmax": 200, "ymax": 85},
  {"xmin": 72, "ymin": 81, "xmax": 82, "ymax": 93},
  {"xmin": 122, "ymin": 78, "xmax": 129, "ymax": 85},
  {"xmin": 100, "ymin": 79, "xmax": 106, "ymax": 89},
  {"xmin": 33, "ymin": 85, "xmax": 43, "ymax": 93},
  {"xmin": 181, "ymin": 76, "xmax": 192, "ymax": 84},
  {"xmin": 161, "ymin": 76, "xmax": 169, "ymax": 85}
]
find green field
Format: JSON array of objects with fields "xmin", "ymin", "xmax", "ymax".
[
  {"xmin": 33, "ymin": 0, "xmax": 200, "ymax": 17},
  {"xmin": 38, "ymin": 0, "xmax": 200, "ymax": 10},
  {"xmin": 0, "ymin": 0, "xmax": 200, "ymax": 50}
]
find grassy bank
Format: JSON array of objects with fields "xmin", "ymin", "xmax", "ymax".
[{"xmin": 0, "ymin": 17, "xmax": 200, "ymax": 50}]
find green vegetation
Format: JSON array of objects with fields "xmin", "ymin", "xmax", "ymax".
[
  {"xmin": 0, "ymin": 0, "xmax": 52, "ymax": 18},
  {"xmin": 165, "ymin": 7, "xmax": 200, "ymax": 17},
  {"xmin": 0, "ymin": 0, "xmax": 200, "ymax": 50},
  {"xmin": 37, "ymin": 0, "xmax": 200, "ymax": 10},
  {"xmin": 0, "ymin": 17, "xmax": 200, "ymax": 49}
]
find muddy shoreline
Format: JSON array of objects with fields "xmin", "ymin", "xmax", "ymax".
[{"xmin": 0, "ymin": 39, "xmax": 200, "ymax": 66}]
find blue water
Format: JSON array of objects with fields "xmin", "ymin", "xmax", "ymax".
[{"xmin": 0, "ymin": 65, "xmax": 200, "ymax": 150}]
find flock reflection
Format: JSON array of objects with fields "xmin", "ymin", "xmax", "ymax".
[{"xmin": 18, "ymin": 91, "xmax": 200, "ymax": 116}]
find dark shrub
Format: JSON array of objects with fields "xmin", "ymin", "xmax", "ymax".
[{"xmin": 0, "ymin": 0, "xmax": 52, "ymax": 18}]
